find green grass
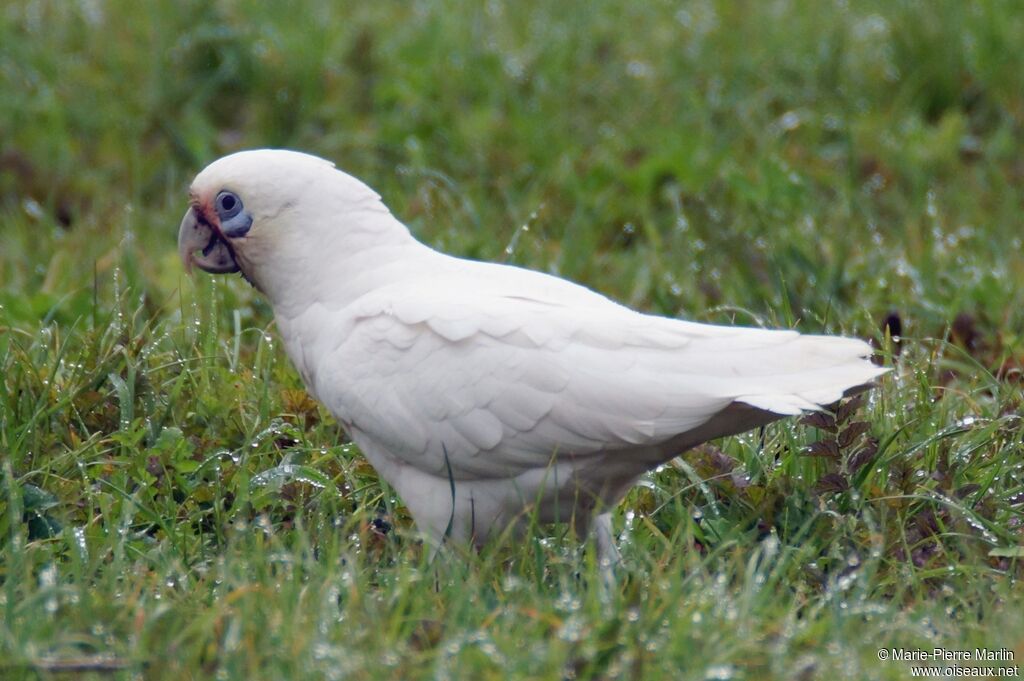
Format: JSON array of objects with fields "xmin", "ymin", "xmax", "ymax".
[{"xmin": 2, "ymin": 0, "xmax": 1023, "ymax": 678}]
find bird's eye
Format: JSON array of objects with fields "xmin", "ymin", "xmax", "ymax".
[{"xmin": 215, "ymin": 191, "xmax": 243, "ymax": 220}]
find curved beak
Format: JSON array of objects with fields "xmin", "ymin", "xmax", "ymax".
[{"xmin": 178, "ymin": 206, "xmax": 240, "ymax": 274}]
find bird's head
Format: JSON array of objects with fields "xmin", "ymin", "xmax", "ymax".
[{"xmin": 178, "ymin": 149, "xmax": 401, "ymax": 296}]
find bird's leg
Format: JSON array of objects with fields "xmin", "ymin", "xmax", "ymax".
[
  {"xmin": 593, "ymin": 512, "xmax": 620, "ymax": 564},
  {"xmin": 592, "ymin": 511, "xmax": 621, "ymax": 588}
]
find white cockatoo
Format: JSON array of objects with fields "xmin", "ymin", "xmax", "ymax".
[{"xmin": 178, "ymin": 149, "xmax": 886, "ymax": 558}]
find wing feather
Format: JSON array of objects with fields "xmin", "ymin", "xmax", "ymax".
[{"xmin": 319, "ymin": 266, "xmax": 884, "ymax": 480}]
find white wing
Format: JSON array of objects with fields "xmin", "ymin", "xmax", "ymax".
[{"xmin": 313, "ymin": 260, "xmax": 884, "ymax": 481}]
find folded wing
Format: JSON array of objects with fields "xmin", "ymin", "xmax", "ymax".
[{"xmin": 316, "ymin": 263, "xmax": 885, "ymax": 481}]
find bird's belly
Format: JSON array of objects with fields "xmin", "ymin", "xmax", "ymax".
[{"xmin": 351, "ymin": 431, "xmax": 645, "ymax": 546}]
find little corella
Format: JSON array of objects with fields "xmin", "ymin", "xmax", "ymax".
[{"xmin": 179, "ymin": 149, "xmax": 885, "ymax": 559}]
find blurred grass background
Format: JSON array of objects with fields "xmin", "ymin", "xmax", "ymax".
[
  {"xmin": 1, "ymin": 1, "xmax": 1023, "ymax": 679},
  {"xmin": 3, "ymin": 0, "xmax": 1022, "ymax": 328}
]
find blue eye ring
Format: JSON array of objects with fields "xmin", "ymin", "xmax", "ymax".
[
  {"xmin": 216, "ymin": 191, "xmax": 243, "ymax": 220},
  {"xmin": 215, "ymin": 190, "xmax": 252, "ymax": 238}
]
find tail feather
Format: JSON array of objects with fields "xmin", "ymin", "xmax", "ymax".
[{"xmin": 723, "ymin": 334, "xmax": 887, "ymax": 415}]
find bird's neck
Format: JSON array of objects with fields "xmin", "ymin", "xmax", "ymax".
[{"xmin": 250, "ymin": 207, "xmax": 437, "ymax": 318}]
